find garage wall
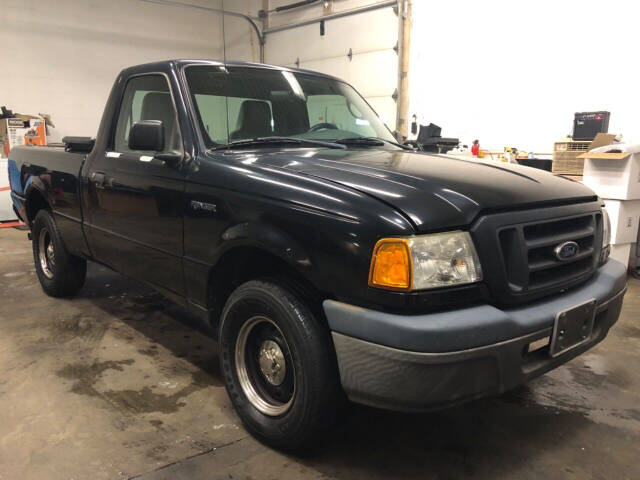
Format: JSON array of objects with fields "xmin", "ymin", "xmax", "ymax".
[
  {"xmin": 409, "ymin": 0, "xmax": 640, "ymax": 152},
  {"xmin": 223, "ymin": 1, "xmax": 263, "ymax": 62},
  {"xmin": 264, "ymin": 1, "xmax": 399, "ymax": 130},
  {"xmin": 0, "ymin": 0, "xmax": 260, "ymax": 139}
]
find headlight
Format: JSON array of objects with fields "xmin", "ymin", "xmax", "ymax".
[
  {"xmin": 602, "ymin": 208, "xmax": 611, "ymax": 247},
  {"xmin": 369, "ymin": 231, "xmax": 483, "ymax": 291}
]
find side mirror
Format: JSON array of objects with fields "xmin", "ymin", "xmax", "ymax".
[{"xmin": 129, "ymin": 120, "xmax": 164, "ymax": 152}]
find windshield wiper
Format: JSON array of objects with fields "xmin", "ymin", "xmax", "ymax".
[
  {"xmin": 336, "ymin": 137, "xmax": 413, "ymax": 150},
  {"xmin": 336, "ymin": 137, "xmax": 384, "ymax": 146},
  {"xmin": 211, "ymin": 136, "xmax": 346, "ymax": 151}
]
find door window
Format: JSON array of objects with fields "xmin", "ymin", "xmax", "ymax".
[{"xmin": 114, "ymin": 75, "xmax": 182, "ymax": 153}]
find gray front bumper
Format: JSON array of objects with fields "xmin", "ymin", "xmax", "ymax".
[{"xmin": 324, "ymin": 260, "xmax": 627, "ymax": 412}]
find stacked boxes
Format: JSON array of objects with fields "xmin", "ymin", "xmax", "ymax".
[
  {"xmin": 0, "ymin": 116, "xmax": 47, "ymax": 158},
  {"xmin": 552, "ymin": 140, "xmax": 591, "ymax": 175},
  {"xmin": 0, "ymin": 115, "xmax": 48, "ymax": 221},
  {"xmin": 581, "ymin": 144, "xmax": 640, "ymax": 269},
  {"xmin": 552, "ymin": 134, "xmax": 617, "ymax": 176}
]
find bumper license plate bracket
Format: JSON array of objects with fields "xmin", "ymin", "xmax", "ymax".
[{"xmin": 550, "ymin": 298, "xmax": 596, "ymax": 357}]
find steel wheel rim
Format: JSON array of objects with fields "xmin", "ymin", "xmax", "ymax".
[
  {"xmin": 235, "ymin": 316, "xmax": 295, "ymax": 416},
  {"xmin": 38, "ymin": 228, "xmax": 55, "ymax": 279}
]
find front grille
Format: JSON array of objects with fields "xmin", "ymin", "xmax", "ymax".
[
  {"xmin": 500, "ymin": 214, "xmax": 597, "ymax": 292},
  {"xmin": 471, "ymin": 202, "xmax": 603, "ymax": 304}
]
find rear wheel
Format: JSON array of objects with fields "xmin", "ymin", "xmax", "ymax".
[
  {"xmin": 32, "ymin": 210, "xmax": 86, "ymax": 297},
  {"xmin": 219, "ymin": 279, "xmax": 340, "ymax": 451}
]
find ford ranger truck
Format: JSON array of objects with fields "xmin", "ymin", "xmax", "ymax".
[{"xmin": 8, "ymin": 60, "xmax": 627, "ymax": 450}]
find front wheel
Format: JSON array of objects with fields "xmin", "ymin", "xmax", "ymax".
[
  {"xmin": 219, "ymin": 279, "xmax": 341, "ymax": 450},
  {"xmin": 32, "ymin": 209, "xmax": 87, "ymax": 297}
]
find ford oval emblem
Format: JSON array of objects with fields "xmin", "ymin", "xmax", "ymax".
[{"xmin": 554, "ymin": 241, "xmax": 579, "ymax": 261}]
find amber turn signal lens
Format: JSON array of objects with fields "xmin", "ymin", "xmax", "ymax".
[{"xmin": 369, "ymin": 239, "xmax": 412, "ymax": 291}]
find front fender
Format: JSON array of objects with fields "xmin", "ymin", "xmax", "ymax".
[{"xmin": 217, "ymin": 221, "xmax": 321, "ymax": 287}]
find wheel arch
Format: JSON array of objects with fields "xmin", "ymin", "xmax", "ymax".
[
  {"xmin": 205, "ymin": 223, "xmax": 330, "ymax": 328},
  {"xmin": 25, "ymin": 183, "xmax": 50, "ymax": 224}
]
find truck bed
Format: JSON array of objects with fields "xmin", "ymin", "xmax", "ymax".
[{"xmin": 8, "ymin": 145, "xmax": 89, "ymax": 256}]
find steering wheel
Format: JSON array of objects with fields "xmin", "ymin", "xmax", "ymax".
[{"xmin": 308, "ymin": 122, "xmax": 338, "ymax": 133}]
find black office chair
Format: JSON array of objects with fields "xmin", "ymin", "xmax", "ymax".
[{"xmin": 416, "ymin": 123, "xmax": 459, "ymax": 154}]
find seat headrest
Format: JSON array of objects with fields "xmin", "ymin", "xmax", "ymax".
[
  {"xmin": 140, "ymin": 92, "xmax": 175, "ymax": 136},
  {"xmin": 231, "ymin": 100, "xmax": 272, "ymax": 139}
]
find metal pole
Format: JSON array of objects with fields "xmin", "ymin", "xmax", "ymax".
[
  {"xmin": 395, "ymin": 0, "xmax": 411, "ymax": 140},
  {"xmin": 138, "ymin": 0, "xmax": 265, "ymax": 62},
  {"xmin": 262, "ymin": 0, "xmax": 396, "ymax": 35}
]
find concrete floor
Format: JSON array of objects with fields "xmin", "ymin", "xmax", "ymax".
[{"xmin": 0, "ymin": 227, "xmax": 639, "ymax": 480}]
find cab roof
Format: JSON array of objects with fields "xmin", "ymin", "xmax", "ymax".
[{"xmin": 119, "ymin": 59, "xmax": 343, "ymax": 83}]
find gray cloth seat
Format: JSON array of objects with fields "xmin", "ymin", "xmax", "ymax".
[
  {"xmin": 230, "ymin": 100, "xmax": 272, "ymax": 140},
  {"xmin": 140, "ymin": 92, "xmax": 176, "ymax": 150}
]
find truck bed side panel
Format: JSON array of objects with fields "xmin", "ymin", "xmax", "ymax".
[{"xmin": 9, "ymin": 145, "xmax": 90, "ymax": 257}]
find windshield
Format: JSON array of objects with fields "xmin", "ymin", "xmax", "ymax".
[{"xmin": 185, "ymin": 65, "xmax": 396, "ymax": 147}]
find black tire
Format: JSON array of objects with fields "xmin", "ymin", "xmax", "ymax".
[
  {"xmin": 32, "ymin": 209, "xmax": 87, "ymax": 297},
  {"xmin": 219, "ymin": 279, "xmax": 341, "ymax": 451}
]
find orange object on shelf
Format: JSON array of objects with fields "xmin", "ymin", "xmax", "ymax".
[{"xmin": 0, "ymin": 116, "xmax": 47, "ymax": 158}]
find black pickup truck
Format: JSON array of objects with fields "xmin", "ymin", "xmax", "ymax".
[{"xmin": 8, "ymin": 60, "xmax": 627, "ymax": 450}]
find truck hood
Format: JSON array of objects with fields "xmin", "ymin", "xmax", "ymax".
[{"xmin": 222, "ymin": 148, "xmax": 598, "ymax": 231}]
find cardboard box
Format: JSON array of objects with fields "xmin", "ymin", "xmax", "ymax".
[
  {"xmin": 580, "ymin": 143, "xmax": 640, "ymax": 200},
  {"xmin": 0, "ymin": 118, "xmax": 21, "ymax": 157},
  {"xmin": 552, "ymin": 133, "xmax": 616, "ymax": 175},
  {"xmin": 604, "ymin": 199, "xmax": 640, "ymax": 244},
  {"xmin": 552, "ymin": 141, "xmax": 590, "ymax": 175},
  {"xmin": 0, "ymin": 116, "xmax": 47, "ymax": 158},
  {"xmin": 609, "ymin": 243, "xmax": 632, "ymax": 268}
]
